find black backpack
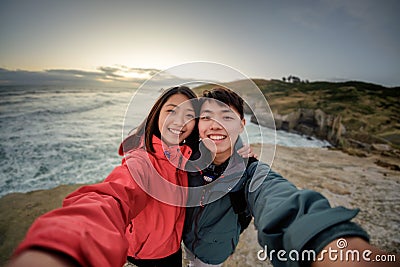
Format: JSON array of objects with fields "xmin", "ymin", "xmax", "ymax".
[{"xmin": 229, "ymin": 157, "xmax": 258, "ymax": 233}]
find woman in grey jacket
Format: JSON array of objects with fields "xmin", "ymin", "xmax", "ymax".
[{"xmin": 183, "ymin": 87, "xmax": 397, "ymax": 267}]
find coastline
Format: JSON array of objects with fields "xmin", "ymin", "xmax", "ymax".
[{"xmin": 1, "ymin": 145, "xmax": 399, "ymax": 266}]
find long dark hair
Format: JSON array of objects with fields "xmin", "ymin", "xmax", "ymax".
[{"xmin": 120, "ymin": 86, "xmax": 199, "ymax": 154}]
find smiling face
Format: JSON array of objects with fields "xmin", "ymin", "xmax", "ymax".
[
  {"xmin": 198, "ymin": 99, "xmax": 245, "ymax": 164},
  {"xmin": 158, "ymin": 93, "xmax": 196, "ymax": 147}
]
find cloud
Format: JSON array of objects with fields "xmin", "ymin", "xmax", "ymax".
[
  {"xmin": 96, "ymin": 65, "xmax": 160, "ymax": 82},
  {"xmin": 0, "ymin": 66, "xmax": 162, "ymax": 87},
  {"xmin": 97, "ymin": 66, "xmax": 124, "ymax": 78},
  {"xmin": 0, "ymin": 65, "xmax": 203, "ymax": 90}
]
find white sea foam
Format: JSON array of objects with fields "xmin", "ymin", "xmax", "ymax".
[{"xmin": 0, "ymin": 86, "xmax": 330, "ymax": 197}]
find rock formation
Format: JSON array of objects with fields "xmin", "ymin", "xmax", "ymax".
[{"xmin": 250, "ymin": 107, "xmax": 345, "ymax": 146}]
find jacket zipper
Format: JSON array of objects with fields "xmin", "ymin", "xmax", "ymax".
[
  {"xmin": 192, "ymin": 203, "xmax": 205, "ymax": 252},
  {"xmin": 190, "ymin": 155, "xmax": 209, "ymax": 252},
  {"xmin": 177, "ymin": 148, "xmax": 183, "ymax": 168},
  {"xmin": 192, "ymin": 185, "xmax": 207, "ymax": 252}
]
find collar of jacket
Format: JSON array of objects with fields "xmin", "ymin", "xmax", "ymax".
[
  {"xmin": 120, "ymin": 135, "xmax": 192, "ymax": 171},
  {"xmin": 151, "ymin": 135, "xmax": 192, "ymax": 169},
  {"xmin": 188, "ymin": 139, "xmax": 247, "ymax": 193}
]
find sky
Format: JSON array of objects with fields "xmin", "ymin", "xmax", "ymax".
[{"xmin": 0, "ymin": 0, "xmax": 399, "ymax": 87}]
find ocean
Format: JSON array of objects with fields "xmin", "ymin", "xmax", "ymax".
[{"xmin": 0, "ymin": 85, "xmax": 330, "ymax": 198}]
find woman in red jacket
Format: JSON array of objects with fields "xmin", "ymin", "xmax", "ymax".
[{"xmin": 8, "ymin": 86, "xmax": 199, "ymax": 267}]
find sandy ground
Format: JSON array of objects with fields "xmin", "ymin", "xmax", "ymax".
[
  {"xmin": 223, "ymin": 144, "xmax": 400, "ymax": 267},
  {"xmin": 1, "ymin": 145, "xmax": 399, "ymax": 266}
]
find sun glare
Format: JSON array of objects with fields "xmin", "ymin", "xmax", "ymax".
[{"xmin": 117, "ymin": 70, "xmax": 152, "ymax": 80}]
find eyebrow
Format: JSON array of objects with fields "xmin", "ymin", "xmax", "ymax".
[
  {"xmin": 165, "ymin": 103, "xmax": 194, "ymax": 112},
  {"xmin": 201, "ymin": 108, "xmax": 234, "ymax": 114}
]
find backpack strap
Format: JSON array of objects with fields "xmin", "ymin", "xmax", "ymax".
[{"xmin": 229, "ymin": 157, "xmax": 258, "ymax": 233}]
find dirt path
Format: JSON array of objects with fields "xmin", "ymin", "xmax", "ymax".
[
  {"xmin": 1, "ymin": 146, "xmax": 399, "ymax": 266},
  {"xmin": 224, "ymin": 145, "xmax": 400, "ymax": 266}
]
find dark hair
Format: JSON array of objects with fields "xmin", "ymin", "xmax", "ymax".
[
  {"xmin": 202, "ymin": 87, "xmax": 244, "ymax": 119},
  {"xmin": 120, "ymin": 86, "xmax": 199, "ymax": 154}
]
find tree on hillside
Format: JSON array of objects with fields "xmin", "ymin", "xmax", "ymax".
[{"xmin": 284, "ymin": 75, "xmax": 305, "ymax": 83}]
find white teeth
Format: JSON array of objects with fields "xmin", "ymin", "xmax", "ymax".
[
  {"xmin": 209, "ymin": 135, "xmax": 226, "ymax": 140},
  {"xmin": 169, "ymin": 128, "xmax": 182, "ymax": 135}
]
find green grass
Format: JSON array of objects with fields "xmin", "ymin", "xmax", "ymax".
[{"xmin": 194, "ymin": 79, "xmax": 400, "ymax": 147}]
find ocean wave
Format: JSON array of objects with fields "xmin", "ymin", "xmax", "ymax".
[
  {"xmin": 0, "ymin": 85, "xmax": 332, "ymax": 198},
  {"xmin": 0, "ymin": 99, "xmax": 116, "ymax": 120}
]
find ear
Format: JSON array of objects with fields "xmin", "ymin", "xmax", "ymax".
[{"xmin": 239, "ymin": 118, "xmax": 246, "ymax": 133}]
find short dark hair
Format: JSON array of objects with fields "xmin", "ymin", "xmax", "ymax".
[
  {"xmin": 202, "ymin": 87, "xmax": 244, "ymax": 119},
  {"xmin": 120, "ymin": 86, "xmax": 199, "ymax": 154}
]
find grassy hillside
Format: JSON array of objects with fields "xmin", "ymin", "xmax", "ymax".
[
  {"xmin": 254, "ymin": 79, "xmax": 400, "ymax": 147},
  {"xmin": 194, "ymin": 79, "xmax": 400, "ymax": 148}
]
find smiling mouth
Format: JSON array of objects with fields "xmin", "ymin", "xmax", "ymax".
[
  {"xmin": 168, "ymin": 128, "xmax": 184, "ymax": 135},
  {"xmin": 207, "ymin": 134, "xmax": 227, "ymax": 141}
]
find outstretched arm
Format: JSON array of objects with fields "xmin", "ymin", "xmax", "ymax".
[
  {"xmin": 246, "ymin": 162, "xmax": 370, "ymax": 267},
  {"xmin": 8, "ymin": 162, "xmax": 149, "ymax": 267},
  {"xmin": 6, "ymin": 250, "xmax": 78, "ymax": 267}
]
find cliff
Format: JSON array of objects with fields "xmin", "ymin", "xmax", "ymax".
[{"xmin": 251, "ymin": 79, "xmax": 399, "ymax": 149}]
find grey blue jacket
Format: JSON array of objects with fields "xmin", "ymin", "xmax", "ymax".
[{"xmin": 183, "ymin": 144, "xmax": 369, "ymax": 267}]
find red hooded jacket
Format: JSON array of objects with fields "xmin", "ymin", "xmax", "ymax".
[{"xmin": 13, "ymin": 136, "xmax": 192, "ymax": 267}]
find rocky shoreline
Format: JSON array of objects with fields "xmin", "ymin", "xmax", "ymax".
[
  {"xmin": 1, "ymin": 145, "xmax": 399, "ymax": 266},
  {"xmin": 248, "ymin": 106, "xmax": 400, "ymax": 161}
]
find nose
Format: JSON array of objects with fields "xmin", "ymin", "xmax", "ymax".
[
  {"xmin": 210, "ymin": 119, "xmax": 222, "ymax": 130},
  {"xmin": 173, "ymin": 112, "xmax": 185, "ymax": 127}
]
